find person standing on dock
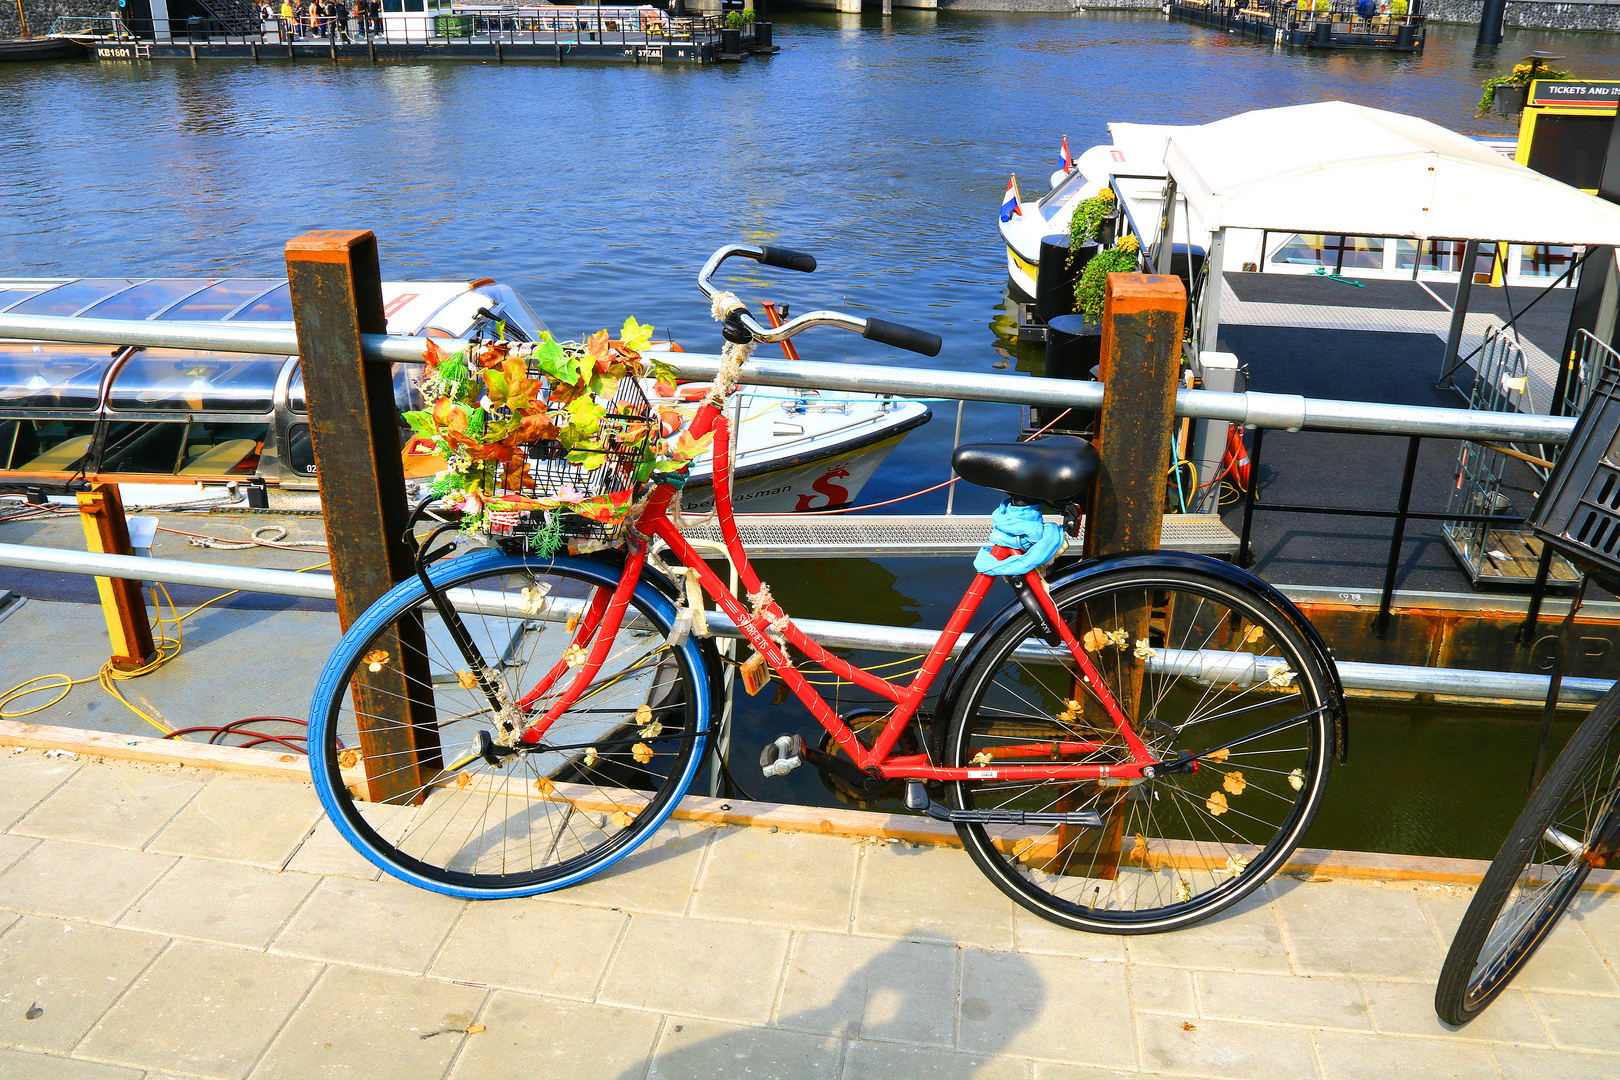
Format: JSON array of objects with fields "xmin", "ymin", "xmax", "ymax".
[
  {"xmin": 279, "ymin": 0, "xmax": 295, "ymax": 41},
  {"xmin": 333, "ymin": 0, "xmax": 352, "ymax": 42}
]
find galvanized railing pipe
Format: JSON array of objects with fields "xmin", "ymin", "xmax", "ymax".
[
  {"xmin": 0, "ymin": 542, "xmax": 1610, "ymax": 705},
  {"xmin": 0, "ymin": 313, "xmax": 1579, "ymax": 445}
]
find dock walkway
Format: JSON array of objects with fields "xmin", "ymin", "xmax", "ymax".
[{"xmin": 1, "ymin": 748, "xmax": 1618, "ymax": 1079}]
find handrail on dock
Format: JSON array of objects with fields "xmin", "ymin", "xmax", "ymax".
[
  {"xmin": 0, "ymin": 541, "xmax": 1609, "ymax": 706},
  {"xmin": 0, "ymin": 312, "xmax": 1578, "ymax": 446}
]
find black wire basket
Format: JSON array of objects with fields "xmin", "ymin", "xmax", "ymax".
[
  {"xmin": 484, "ymin": 372, "xmax": 656, "ymax": 545},
  {"xmin": 1528, "ymin": 372, "xmax": 1620, "ymax": 592}
]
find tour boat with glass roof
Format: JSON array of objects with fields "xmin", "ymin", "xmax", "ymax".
[{"xmin": 0, "ymin": 277, "xmax": 928, "ymax": 513}]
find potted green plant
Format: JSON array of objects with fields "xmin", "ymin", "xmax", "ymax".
[
  {"xmin": 1073, "ymin": 235, "xmax": 1144, "ymax": 325},
  {"xmin": 1480, "ymin": 54, "xmax": 1571, "ymax": 116}
]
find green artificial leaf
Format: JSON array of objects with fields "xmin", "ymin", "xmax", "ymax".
[
  {"xmin": 567, "ymin": 395, "xmax": 605, "ymax": 436},
  {"xmin": 567, "ymin": 450, "xmax": 609, "ymax": 471},
  {"xmin": 403, "ymin": 410, "xmax": 434, "ymax": 434},
  {"xmin": 620, "ymin": 317, "xmax": 655, "ymax": 353},
  {"xmin": 438, "ymin": 352, "xmax": 470, "ymax": 386},
  {"xmin": 466, "ymin": 407, "xmax": 488, "ymax": 439},
  {"xmin": 532, "ymin": 333, "xmax": 580, "ymax": 384}
]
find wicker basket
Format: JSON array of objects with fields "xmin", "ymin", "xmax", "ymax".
[
  {"xmin": 1528, "ymin": 372, "xmax": 1620, "ymax": 591},
  {"xmin": 484, "ymin": 372, "xmax": 656, "ymax": 544}
]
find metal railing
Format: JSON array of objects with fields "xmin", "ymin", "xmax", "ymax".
[
  {"xmin": 51, "ymin": 12, "xmax": 731, "ymax": 49},
  {"xmin": 0, "ymin": 312, "xmax": 1580, "ymax": 447},
  {"xmin": 0, "ymin": 540, "xmax": 1610, "ymax": 705}
]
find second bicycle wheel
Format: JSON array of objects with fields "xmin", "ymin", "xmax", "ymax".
[
  {"xmin": 308, "ymin": 549, "xmax": 710, "ymax": 898},
  {"xmin": 943, "ymin": 561, "xmax": 1337, "ymax": 933},
  {"xmin": 1435, "ymin": 683, "xmax": 1620, "ymax": 1025}
]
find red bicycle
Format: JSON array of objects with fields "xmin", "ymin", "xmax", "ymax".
[{"xmin": 309, "ymin": 243, "xmax": 1345, "ymax": 933}]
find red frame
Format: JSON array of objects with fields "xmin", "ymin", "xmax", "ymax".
[{"xmin": 516, "ymin": 395, "xmax": 1157, "ymax": 784}]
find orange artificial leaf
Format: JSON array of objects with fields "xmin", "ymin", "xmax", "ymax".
[
  {"xmin": 1205, "ymin": 790, "xmax": 1228, "ymax": 816},
  {"xmin": 632, "ymin": 743, "xmax": 655, "ymax": 764},
  {"xmin": 534, "ymin": 777, "xmax": 556, "ymax": 795},
  {"xmin": 422, "ymin": 338, "xmax": 449, "ymax": 369},
  {"xmin": 1223, "ymin": 771, "xmax": 1247, "ymax": 796}
]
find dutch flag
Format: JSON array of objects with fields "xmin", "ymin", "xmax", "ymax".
[
  {"xmin": 1059, "ymin": 136, "xmax": 1074, "ymax": 173},
  {"xmin": 1000, "ymin": 175, "xmax": 1022, "ymax": 222}
]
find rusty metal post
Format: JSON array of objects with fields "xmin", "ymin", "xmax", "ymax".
[
  {"xmin": 286, "ymin": 230, "xmax": 442, "ymax": 803},
  {"xmin": 76, "ymin": 482, "xmax": 156, "ymax": 671},
  {"xmin": 1046, "ymin": 272, "xmax": 1186, "ymax": 878}
]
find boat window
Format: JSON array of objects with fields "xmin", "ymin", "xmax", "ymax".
[
  {"xmin": 1046, "ymin": 169, "xmax": 1090, "ymax": 206},
  {"xmin": 1518, "ymin": 244, "xmax": 1577, "ymax": 280},
  {"xmin": 155, "ymin": 280, "xmax": 278, "ymax": 322},
  {"xmin": 383, "ymin": 0, "xmax": 402, "ymax": 10},
  {"xmin": 1269, "ymin": 235, "xmax": 1383, "ymax": 272},
  {"xmin": 227, "ymin": 282, "xmax": 293, "ymax": 323},
  {"xmin": 286, "ymin": 363, "xmax": 421, "ymax": 415},
  {"xmin": 5, "ymin": 279, "xmax": 141, "ymax": 317},
  {"xmin": 475, "ymin": 284, "xmax": 551, "ymax": 339},
  {"xmin": 0, "ymin": 289, "xmax": 44, "ymax": 312},
  {"xmin": 0, "ymin": 342, "xmax": 121, "ymax": 410},
  {"xmin": 80, "ymin": 279, "xmax": 217, "ymax": 321},
  {"xmin": 107, "ymin": 349, "xmax": 284, "ymax": 413},
  {"xmin": 97, "ymin": 419, "xmax": 268, "ymax": 476},
  {"xmin": 1, "ymin": 419, "xmax": 99, "ymax": 473}
]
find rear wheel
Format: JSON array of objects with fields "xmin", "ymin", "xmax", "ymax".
[
  {"xmin": 308, "ymin": 550, "xmax": 709, "ymax": 898},
  {"xmin": 944, "ymin": 565, "xmax": 1336, "ymax": 933},
  {"xmin": 1435, "ymin": 684, "xmax": 1620, "ymax": 1025}
]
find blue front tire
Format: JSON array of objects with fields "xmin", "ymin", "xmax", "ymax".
[{"xmin": 308, "ymin": 550, "xmax": 710, "ymax": 899}]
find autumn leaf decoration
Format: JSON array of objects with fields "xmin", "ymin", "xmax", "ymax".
[{"xmin": 404, "ymin": 318, "xmax": 687, "ymax": 534}]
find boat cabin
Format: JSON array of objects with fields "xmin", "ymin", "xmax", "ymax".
[{"xmin": 0, "ymin": 277, "xmax": 546, "ymax": 501}]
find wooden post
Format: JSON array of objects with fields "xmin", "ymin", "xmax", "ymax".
[
  {"xmin": 77, "ymin": 482, "xmax": 156, "ymax": 671},
  {"xmin": 286, "ymin": 230, "xmax": 442, "ymax": 803},
  {"xmin": 1043, "ymin": 272, "xmax": 1185, "ymax": 879}
]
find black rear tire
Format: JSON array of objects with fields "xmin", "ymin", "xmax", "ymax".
[{"xmin": 1435, "ymin": 683, "xmax": 1620, "ymax": 1025}]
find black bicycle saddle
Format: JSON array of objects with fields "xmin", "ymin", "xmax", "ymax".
[{"xmin": 950, "ymin": 434, "xmax": 1100, "ymax": 504}]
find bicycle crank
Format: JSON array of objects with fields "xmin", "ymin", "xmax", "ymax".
[{"xmin": 905, "ymin": 780, "xmax": 1105, "ymax": 829}]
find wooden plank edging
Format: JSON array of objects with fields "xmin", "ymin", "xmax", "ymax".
[{"xmin": 3, "ymin": 718, "xmax": 1614, "ymax": 891}]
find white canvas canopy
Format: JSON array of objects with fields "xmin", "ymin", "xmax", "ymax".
[{"xmin": 1163, "ymin": 101, "xmax": 1620, "ymax": 246}]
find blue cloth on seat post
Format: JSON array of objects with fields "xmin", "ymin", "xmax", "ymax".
[{"xmin": 973, "ymin": 498, "xmax": 1066, "ymax": 576}]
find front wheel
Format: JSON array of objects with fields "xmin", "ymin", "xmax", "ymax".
[
  {"xmin": 943, "ymin": 564, "xmax": 1337, "ymax": 933},
  {"xmin": 308, "ymin": 550, "xmax": 710, "ymax": 899},
  {"xmin": 1435, "ymin": 684, "xmax": 1620, "ymax": 1025}
]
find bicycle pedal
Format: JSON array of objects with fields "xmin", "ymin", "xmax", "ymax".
[{"xmin": 759, "ymin": 734, "xmax": 803, "ymax": 778}]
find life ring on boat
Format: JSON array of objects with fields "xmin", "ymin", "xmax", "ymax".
[{"xmin": 1218, "ymin": 426, "xmax": 1251, "ymax": 488}]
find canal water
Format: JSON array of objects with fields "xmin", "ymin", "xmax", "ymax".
[{"xmin": 3, "ymin": 13, "xmax": 1619, "ymax": 858}]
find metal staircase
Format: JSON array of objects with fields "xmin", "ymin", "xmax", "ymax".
[{"xmin": 190, "ymin": 0, "xmax": 264, "ymax": 36}]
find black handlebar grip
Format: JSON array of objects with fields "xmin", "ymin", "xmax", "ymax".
[
  {"xmin": 862, "ymin": 317, "xmax": 943, "ymax": 358},
  {"xmin": 756, "ymin": 246, "xmax": 817, "ymax": 273}
]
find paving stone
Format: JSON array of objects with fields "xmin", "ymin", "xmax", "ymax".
[
  {"xmin": 1125, "ymin": 889, "xmax": 1290, "ymax": 974},
  {"xmin": 145, "ymin": 774, "xmax": 323, "ymax": 869},
  {"xmin": 959, "ymin": 949, "xmax": 1134, "ymax": 1068},
  {"xmin": 1531, "ymin": 992, "xmax": 1620, "ymax": 1052},
  {"xmin": 694, "ymin": 826, "xmax": 859, "ymax": 932},
  {"xmin": 599, "ymin": 912, "xmax": 792, "ymax": 1025},
  {"xmin": 1129, "ymin": 965, "xmax": 1197, "ymax": 1015},
  {"xmin": 10, "ymin": 764, "xmax": 202, "ymax": 850},
  {"xmin": 270, "ymin": 875, "xmax": 464, "ymax": 974},
  {"xmin": 843, "ymin": 1040, "xmax": 1030, "ymax": 1080},
  {"xmin": 0, "ymin": 1048, "xmax": 144, "ymax": 1080},
  {"xmin": 561, "ymin": 818, "xmax": 715, "ymax": 916},
  {"xmin": 446, "ymin": 991, "xmax": 663, "ymax": 1080},
  {"xmin": 251, "ymin": 964, "xmax": 486, "ymax": 1080},
  {"xmin": 0, "ymin": 753, "xmax": 81, "ymax": 832},
  {"xmin": 0, "ymin": 916, "xmax": 166, "ymax": 1052},
  {"xmin": 854, "ymin": 841, "xmax": 1016, "ymax": 950},
  {"xmin": 1138, "ymin": 1013, "xmax": 1316, "ymax": 1079},
  {"xmin": 1012, "ymin": 907, "xmax": 1127, "ymax": 961},
  {"xmin": 119, "ymin": 857, "xmax": 320, "ymax": 949},
  {"xmin": 1033, "ymin": 1066, "xmax": 1156, "ymax": 1080},
  {"xmin": 281, "ymin": 815, "xmax": 383, "ymax": 881},
  {"xmin": 1567, "ymin": 888, "xmax": 1620, "ymax": 971},
  {"xmin": 1195, "ymin": 970, "xmax": 1370, "ymax": 1030},
  {"xmin": 1362, "ymin": 979, "xmax": 1548, "ymax": 1044},
  {"xmin": 646, "ymin": 1017, "xmax": 840, "ymax": 1080},
  {"xmin": 1271, "ymin": 880, "xmax": 1443, "ymax": 978},
  {"xmin": 77, "ymin": 939, "xmax": 322, "ymax": 1079},
  {"xmin": 1312, "ymin": 1029, "xmax": 1498, "ymax": 1079},
  {"xmin": 431, "ymin": 897, "xmax": 629, "ymax": 999},
  {"xmin": 0, "ymin": 839, "xmax": 174, "ymax": 923},
  {"xmin": 776, "ymin": 931, "xmax": 957, "ymax": 1047},
  {"xmin": 1492, "ymin": 1044, "xmax": 1620, "ymax": 1080},
  {"xmin": 0, "ymin": 832, "xmax": 36, "ymax": 873},
  {"xmin": 1425, "ymin": 892, "xmax": 1619, "ymax": 996}
]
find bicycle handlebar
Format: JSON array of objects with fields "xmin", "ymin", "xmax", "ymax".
[{"xmin": 696, "ymin": 243, "xmax": 943, "ymax": 358}]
